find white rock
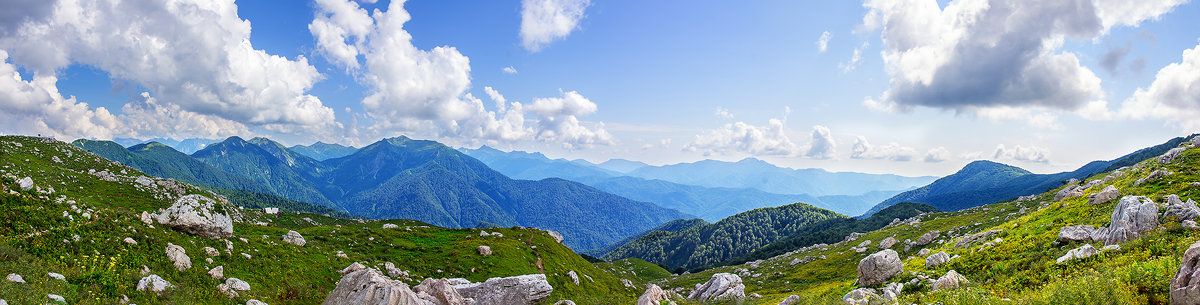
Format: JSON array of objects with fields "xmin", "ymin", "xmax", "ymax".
[
  {"xmin": 209, "ymin": 266, "xmax": 225, "ymax": 279},
  {"xmin": 204, "ymin": 246, "xmax": 220, "ymax": 257},
  {"xmin": 47, "ymin": 272, "xmax": 65, "ymax": 281},
  {"xmin": 637, "ymin": 284, "xmax": 672, "ymax": 305},
  {"xmin": 246, "ymin": 300, "xmax": 268, "ymax": 305},
  {"xmin": 136, "ymin": 274, "xmax": 174, "ymax": 292},
  {"xmin": 925, "ymin": 251, "xmax": 951, "ymax": 268},
  {"xmin": 452, "ymin": 274, "xmax": 554, "ymax": 305},
  {"xmin": 283, "ymin": 230, "xmax": 306, "ymax": 246},
  {"xmin": 155, "ymin": 194, "xmax": 234, "ymax": 238},
  {"xmin": 478, "ymin": 245, "xmax": 492, "ymax": 256},
  {"xmin": 1058, "ymin": 225, "xmax": 1096, "ymax": 243},
  {"xmin": 1172, "ymin": 240, "xmax": 1200, "ymax": 304},
  {"xmin": 547, "ymin": 230, "xmax": 564, "ymax": 244},
  {"xmin": 123, "ymin": 237, "xmax": 137, "ymax": 245},
  {"xmin": 165, "ymin": 243, "xmax": 191, "ymax": 271},
  {"xmin": 5, "ymin": 273, "xmax": 24, "ymax": 283},
  {"xmin": 17, "ymin": 177, "xmax": 33, "ymax": 191},
  {"xmin": 382, "ymin": 223, "xmax": 398, "ymax": 229},
  {"xmin": 878, "ymin": 237, "xmax": 898, "ymax": 249},
  {"xmin": 1088, "ymin": 185, "xmax": 1120, "ymax": 205},
  {"xmin": 339, "ymin": 262, "xmax": 366, "ymax": 275},
  {"xmin": 567, "ymin": 270, "xmax": 580, "ymax": 285},
  {"xmin": 323, "ymin": 268, "xmax": 427, "ymax": 304},
  {"xmin": 856, "ymin": 250, "xmax": 903, "ymax": 286},
  {"xmin": 263, "ymin": 207, "xmax": 279, "ymax": 215},
  {"xmin": 933, "ymin": 270, "xmax": 969, "ymax": 291},
  {"xmin": 47, "ymin": 294, "xmax": 65, "ymax": 303},
  {"xmin": 687, "ymin": 273, "xmax": 745, "ymax": 301},
  {"xmin": 1056, "ymin": 244, "xmax": 1099, "ymax": 264}
]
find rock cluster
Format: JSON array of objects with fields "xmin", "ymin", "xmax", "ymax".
[
  {"xmin": 925, "ymin": 251, "xmax": 951, "ymax": 268},
  {"xmin": 933, "ymin": 270, "xmax": 969, "ymax": 291},
  {"xmin": 1172, "ymin": 240, "xmax": 1200, "ymax": 304},
  {"xmin": 452, "ymin": 274, "xmax": 553, "ymax": 305},
  {"xmin": 136, "ymin": 274, "xmax": 174, "ymax": 292},
  {"xmin": 1088, "ymin": 185, "xmax": 1120, "ymax": 205},
  {"xmin": 687, "ymin": 273, "xmax": 745, "ymax": 301},
  {"xmin": 916, "ymin": 231, "xmax": 940, "ymax": 246},
  {"xmin": 637, "ymin": 284, "xmax": 676, "ymax": 305},
  {"xmin": 153, "ymin": 194, "xmax": 234, "ymax": 238},
  {"xmin": 166, "ymin": 243, "xmax": 191, "ymax": 271}
]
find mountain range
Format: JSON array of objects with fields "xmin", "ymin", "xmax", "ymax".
[
  {"xmin": 461, "ymin": 146, "xmax": 922, "ymax": 219},
  {"xmin": 862, "ymin": 134, "xmax": 1196, "ymax": 216},
  {"xmin": 77, "ymin": 136, "xmax": 690, "ymax": 251},
  {"xmin": 288, "ymin": 141, "xmax": 359, "ymax": 160}
]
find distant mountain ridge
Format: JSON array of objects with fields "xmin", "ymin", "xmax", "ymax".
[
  {"xmin": 863, "ymin": 135, "xmax": 1197, "ymax": 216},
  {"xmin": 83, "ymin": 136, "xmax": 691, "ymax": 251},
  {"xmin": 625, "ymin": 157, "xmax": 936, "ymax": 196},
  {"xmin": 461, "ymin": 147, "xmax": 915, "ymax": 219},
  {"xmin": 112, "ymin": 137, "xmax": 219, "ymax": 154},
  {"xmin": 289, "ymin": 141, "xmax": 358, "ymax": 160}
]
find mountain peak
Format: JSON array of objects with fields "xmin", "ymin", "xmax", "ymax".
[{"xmin": 958, "ymin": 160, "xmax": 1030, "ymax": 175}]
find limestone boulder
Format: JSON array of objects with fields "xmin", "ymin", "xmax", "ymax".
[
  {"xmin": 322, "ymin": 268, "xmax": 428, "ymax": 305},
  {"xmin": 166, "ymin": 243, "xmax": 191, "ymax": 271},
  {"xmin": 1102, "ymin": 196, "xmax": 1160, "ymax": 245},
  {"xmin": 637, "ymin": 284, "xmax": 674, "ymax": 305},
  {"xmin": 283, "ymin": 230, "xmax": 306, "ymax": 246},
  {"xmin": 1056, "ymin": 244, "xmax": 1099, "ymax": 264},
  {"xmin": 925, "ymin": 251, "xmax": 951, "ymax": 268},
  {"xmin": 878, "ymin": 237, "xmax": 898, "ymax": 249},
  {"xmin": 413, "ymin": 278, "xmax": 472, "ymax": 305},
  {"xmin": 856, "ymin": 250, "xmax": 903, "ymax": 287},
  {"xmin": 1171, "ymin": 240, "xmax": 1200, "ymax": 304},
  {"xmin": 154, "ymin": 195, "xmax": 234, "ymax": 238},
  {"xmin": 451, "ymin": 274, "xmax": 553, "ymax": 305},
  {"xmin": 1058, "ymin": 225, "xmax": 1097, "ymax": 243},
  {"xmin": 933, "ymin": 270, "xmax": 969, "ymax": 291},
  {"xmin": 136, "ymin": 274, "xmax": 174, "ymax": 292},
  {"xmin": 686, "ymin": 273, "xmax": 745, "ymax": 301},
  {"xmin": 1088, "ymin": 185, "xmax": 1120, "ymax": 205}
]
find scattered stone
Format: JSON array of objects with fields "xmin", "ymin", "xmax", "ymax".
[
  {"xmin": 384, "ymin": 262, "xmax": 407, "ymax": 279},
  {"xmin": 335, "ymin": 251, "xmax": 348, "ymax": 259},
  {"xmin": 478, "ymin": 245, "xmax": 492, "ymax": 256},
  {"xmin": 382, "ymin": 223, "xmax": 398, "ymax": 229},
  {"xmin": 1160, "ymin": 147, "xmax": 1187, "ymax": 164},
  {"xmin": 209, "ymin": 266, "xmax": 224, "ymax": 279},
  {"xmin": 140, "ymin": 211, "xmax": 154, "ymax": 225},
  {"xmin": 123, "ymin": 237, "xmax": 137, "ymax": 245},
  {"xmin": 687, "ymin": 273, "xmax": 745, "ymax": 301},
  {"xmin": 1188, "ymin": 220, "xmax": 1200, "ymax": 230},
  {"xmin": 778, "ymin": 295, "xmax": 800, "ymax": 305},
  {"xmin": 155, "ymin": 194, "xmax": 234, "ymax": 238},
  {"xmin": 955, "ymin": 229, "xmax": 1000, "ymax": 248},
  {"xmin": 283, "ymin": 230, "xmax": 306, "ymax": 246},
  {"xmin": 263, "ymin": 207, "xmax": 279, "ymax": 215},
  {"xmin": 6, "ymin": 273, "xmax": 24, "ymax": 283},
  {"xmin": 1137, "ymin": 170, "xmax": 1172, "ymax": 185},
  {"xmin": 934, "ymin": 270, "xmax": 969, "ymax": 291},
  {"xmin": 452, "ymin": 274, "xmax": 554, "ymax": 305},
  {"xmin": 1088, "ymin": 185, "xmax": 1120, "ymax": 205},
  {"xmin": 926, "ymin": 251, "xmax": 951, "ymax": 268},
  {"xmin": 17, "ymin": 177, "xmax": 33, "ymax": 191},
  {"xmin": 856, "ymin": 249, "xmax": 903, "ymax": 286},
  {"xmin": 47, "ymin": 294, "xmax": 65, "ymax": 303},
  {"xmin": 1171, "ymin": 240, "xmax": 1200, "ymax": 304},
  {"xmin": 217, "ymin": 277, "xmax": 251, "ymax": 298},
  {"xmin": 842, "ymin": 288, "xmax": 880, "ymax": 305},
  {"xmin": 554, "ymin": 301, "xmax": 576, "ymax": 305},
  {"xmin": 1163, "ymin": 194, "xmax": 1200, "ymax": 222},
  {"xmin": 1058, "ymin": 225, "xmax": 1097, "ymax": 243},
  {"xmin": 621, "ymin": 279, "xmax": 635, "ymax": 288},
  {"xmin": 879, "ymin": 237, "xmax": 897, "ymax": 249},
  {"xmin": 567, "ymin": 270, "xmax": 580, "ymax": 285},
  {"xmin": 47, "ymin": 272, "xmax": 65, "ymax": 281},
  {"xmin": 247, "ymin": 300, "xmax": 268, "ymax": 305},
  {"xmin": 918, "ymin": 248, "xmax": 931, "ymax": 256},
  {"xmin": 136, "ymin": 274, "xmax": 174, "ymax": 292},
  {"xmin": 916, "ymin": 231, "xmax": 940, "ymax": 246},
  {"xmin": 204, "ymin": 246, "xmax": 220, "ymax": 257},
  {"xmin": 637, "ymin": 284, "xmax": 673, "ymax": 305},
  {"xmin": 166, "ymin": 243, "xmax": 191, "ymax": 271},
  {"xmin": 1055, "ymin": 185, "xmax": 1084, "ymax": 201},
  {"xmin": 857, "ymin": 240, "xmax": 872, "ymax": 248},
  {"xmin": 880, "ymin": 282, "xmax": 904, "ymax": 301},
  {"xmin": 1057, "ymin": 244, "xmax": 1099, "ymax": 264},
  {"xmin": 1099, "ymin": 196, "xmax": 1160, "ymax": 245}
]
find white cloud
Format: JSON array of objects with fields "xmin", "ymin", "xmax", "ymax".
[
  {"xmin": 973, "ymin": 106, "xmax": 1064, "ymax": 130},
  {"xmin": 684, "ymin": 114, "xmax": 800, "ymax": 156},
  {"xmin": 715, "ymin": 107, "xmax": 734, "ymax": 119},
  {"xmin": 520, "ymin": 0, "xmax": 590, "ymax": 52},
  {"xmin": 993, "ymin": 144, "xmax": 1050, "ymax": 163},
  {"xmin": 310, "ymin": 0, "xmax": 610, "ymax": 149},
  {"xmin": 0, "ymin": 0, "xmax": 337, "ymax": 135},
  {"xmin": 850, "ymin": 136, "xmax": 916, "ymax": 161},
  {"xmin": 502, "ymin": 66, "xmax": 518, "ymax": 74},
  {"xmin": 805, "ymin": 125, "xmax": 837, "ymax": 159},
  {"xmin": 0, "ymin": 51, "xmax": 121, "ymax": 139},
  {"xmin": 858, "ymin": 0, "xmax": 1182, "ymax": 115},
  {"xmin": 840, "ymin": 42, "xmax": 867, "ymax": 72},
  {"xmin": 817, "ymin": 31, "xmax": 832, "ymax": 53},
  {"xmin": 924, "ymin": 147, "xmax": 950, "ymax": 163},
  {"xmin": 119, "ymin": 92, "xmax": 250, "ymax": 140},
  {"xmin": 1119, "ymin": 41, "xmax": 1200, "ymax": 130}
]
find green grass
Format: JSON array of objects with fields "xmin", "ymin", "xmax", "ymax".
[{"xmin": 0, "ymin": 135, "xmax": 672, "ymax": 304}]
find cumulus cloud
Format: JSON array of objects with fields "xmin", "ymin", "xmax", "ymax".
[
  {"xmin": 805, "ymin": 125, "xmax": 837, "ymax": 159},
  {"xmin": 0, "ymin": 0, "xmax": 337, "ymax": 135},
  {"xmin": 311, "ymin": 0, "xmax": 612, "ymax": 148},
  {"xmin": 850, "ymin": 136, "xmax": 916, "ymax": 161},
  {"xmin": 817, "ymin": 31, "xmax": 832, "ymax": 53},
  {"xmin": 684, "ymin": 113, "xmax": 800, "ymax": 157},
  {"xmin": 0, "ymin": 51, "xmax": 121, "ymax": 139},
  {"xmin": 973, "ymin": 106, "xmax": 1064, "ymax": 130},
  {"xmin": 858, "ymin": 0, "xmax": 1184, "ymax": 116},
  {"xmin": 993, "ymin": 144, "xmax": 1049, "ymax": 163},
  {"xmin": 520, "ymin": 0, "xmax": 590, "ymax": 52},
  {"xmin": 840, "ymin": 42, "xmax": 867, "ymax": 72},
  {"xmin": 924, "ymin": 147, "xmax": 950, "ymax": 162},
  {"xmin": 502, "ymin": 66, "xmax": 518, "ymax": 74},
  {"xmin": 1119, "ymin": 41, "xmax": 1200, "ymax": 130},
  {"xmin": 119, "ymin": 92, "xmax": 250, "ymax": 140}
]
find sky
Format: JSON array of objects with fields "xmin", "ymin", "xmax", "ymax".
[{"xmin": 1, "ymin": 0, "xmax": 1199, "ymax": 177}]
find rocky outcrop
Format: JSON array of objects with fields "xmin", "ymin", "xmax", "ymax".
[
  {"xmin": 1161, "ymin": 147, "xmax": 1187, "ymax": 164},
  {"xmin": 1056, "ymin": 185, "xmax": 1084, "ymax": 201},
  {"xmin": 153, "ymin": 195, "xmax": 234, "ymax": 239},
  {"xmin": 136, "ymin": 274, "xmax": 173, "ymax": 292},
  {"xmin": 1058, "ymin": 225, "xmax": 1097, "ymax": 243},
  {"xmin": 322, "ymin": 268, "xmax": 427, "ymax": 305},
  {"xmin": 382, "ymin": 223, "xmax": 398, "ymax": 229},
  {"xmin": 1100, "ymin": 196, "xmax": 1160, "ymax": 245},
  {"xmin": 955, "ymin": 229, "xmax": 1000, "ymax": 248},
  {"xmin": 1137, "ymin": 170, "xmax": 1172, "ymax": 185},
  {"xmin": 5, "ymin": 273, "xmax": 23, "ymax": 283},
  {"xmin": 916, "ymin": 231, "xmax": 940, "ymax": 246},
  {"xmin": 166, "ymin": 243, "xmax": 191, "ymax": 271},
  {"xmin": 842, "ymin": 288, "xmax": 880, "ymax": 305},
  {"xmin": 880, "ymin": 282, "xmax": 903, "ymax": 301},
  {"xmin": 546, "ymin": 230, "xmax": 564, "ymax": 244},
  {"xmin": 687, "ymin": 273, "xmax": 745, "ymax": 301},
  {"xmin": 856, "ymin": 249, "xmax": 903, "ymax": 287},
  {"xmin": 933, "ymin": 270, "xmax": 968, "ymax": 291},
  {"xmin": 17, "ymin": 177, "xmax": 33, "ymax": 191},
  {"xmin": 209, "ymin": 266, "xmax": 224, "ymax": 279},
  {"xmin": 218, "ymin": 278, "xmax": 251, "ymax": 298},
  {"xmin": 413, "ymin": 278, "xmax": 472, "ymax": 305},
  {"xmin": 1164, "ymin": 195, "xmax": 1200, "ymax": 222},
  {"xmin": 1171, "ymin": 240, "xmax": 1200, "ymax": 305},
  {"xmin": 925, "ymin": 251, "xmax": 951, "ymax": 268},
  {"xmin": 283, "ymin": 230, "xmax": 307, "ymax": 246},
  {"xmin": 451, "ymin": 274, "xmax": 553, "ymax": 305},
  {"xmin": 340, "ymin": 262, "xmax": 366, "ymax": 275},
  {"xmin": 778, "ymin": 295, "xmax": 800, "ymax": 305},
  {"xmin": 1056, "ymin": 244, "xmax": 1099, "ymax": 264},
  {"xmin": 879, "ymin": 237, "xmax": 898, "ymax": 249},
  {"xmin": 637, "ymin": 284, "xmax": 674, "ymax": 305},
  {"xmin": 1089, "ymin": 186, "xmax": 1120, "ymax": 205},
  {"xmin": 477, "ymin": 245, "xmax": 491, "ymax": 256},
  {"xmin": 567, "ymin": 271, "xmax": 579, "ymax": 285}
]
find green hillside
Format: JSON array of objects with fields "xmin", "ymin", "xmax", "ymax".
[
  {"xmin": 191, "ymin": 136, "xmax": 336, "ymax": 208},
  {"xmin": 287, "ymin": 142, "xmax": 358, "ymax": 161},
  {"xmin": 0, "ymin": 135, "xmax": 672, "ymax": 304},
  {"xmin": 646, "ymin": 137, "xmax": 1200, "ymax": 304},
  {"xmin": 602, "ymin": 202, "xmax": 844, "ymax": 270}
]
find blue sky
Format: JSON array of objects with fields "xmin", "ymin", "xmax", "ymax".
[{"xmin": 1, "ymin": 0, "xmax": 1198, "ymax": 177}]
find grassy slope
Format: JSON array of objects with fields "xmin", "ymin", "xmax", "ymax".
[
  {"xmin": 0, "ymin": 136, "xmax": 671, "ymax": 304},
  {"xmin": 655, "ymin": 140, "xmax": 1200, "ymax": 304}
]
